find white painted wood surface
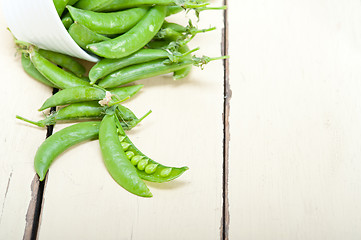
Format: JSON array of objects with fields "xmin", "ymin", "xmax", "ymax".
[
  {"xmin": 36, "ymin": 8, "xmax": 225, "ymax": 240},
  {"xmin": 4, "ymin": 0, "xmax": 361, "ymax": 239},
  {"xmin": 0, "ymin": 3, "xmax": 53, "ymax": 239},
  {"xmin": 229, "ymin": 0, "xmax": 361, "ymax": 239}
]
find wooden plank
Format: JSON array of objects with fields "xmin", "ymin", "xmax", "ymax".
[
  {"xmin": 229, "ymin": 0, "xmax": 361, "ymax": 239},
  {"xmin": 37, "ymin": 7, "xmax": 225, "ymax": 240},
  {"xmin": 0, "ymin": 5, "xmax": 53, "ymax": 239}
]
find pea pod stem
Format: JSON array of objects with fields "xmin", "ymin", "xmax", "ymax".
[{"xmin": 16, "ymin": 115, "xmax": 48, "ymax": 127}]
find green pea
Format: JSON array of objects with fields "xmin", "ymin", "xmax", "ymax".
[
  {"xmin": 160, "ymin": 168, "xmax": 172, "ymax": 177},
  {"xmin": 118, "ymin": 135, "xmax": 126, "ymax": 142},
  {"xmin": 137, "ymin": 159, "xmax": 149, "ymax": 171},
  {"xmin": 131, "ymin": 155, "xmax": 143, "ymax": 166},
  {"xmin": 145, "ymin": 164, "xmax": 158, "ymax": 174},
  {"xmin": 121, "ymin": 142, "xmax": 131, "ymax": 151},
  {"xmin": 125, "ymin": 151, "xmax": 135, "ymax": 159}
]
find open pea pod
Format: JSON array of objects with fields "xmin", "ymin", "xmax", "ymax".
[{"xmin": 116, "ymin": 120, "xmax": 188, "ymax": 183}]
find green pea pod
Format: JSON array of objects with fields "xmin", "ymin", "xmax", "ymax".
[
  {"xmin": 38, "ymin": 49, "xmax": 86, "ymax": 77},
  {"xmin": 39, "ymin": 85, "xmax": 143, "ymax": 110},
  {"xmin": 75, "ymin": 0, "xmax": 200, "ymax": 11},
  {"xmin": 155, "ymin": 27, "xmax": 183, "ymax": 41},
  {"xmin": 21, "ymin": 53, "xmax": 59, "ymax": 88},
  {"xmin": 61, "ymin": 12, "xmax": 74, "ymax": 29},
  {"xmin": 87, "ymin": 6, "xmax": 166, "ymax": 59},
  {"xmin": 53, "ymin": 0, "xmax": 69, "ymax": 16},
  {"xmin": 99, "ymin": 114, "xmax": 152, "ymax": 198},
  {"xmin": 68, "ymin": 22, "xmax": 110, "ymax": 50},
  {"xmin": 35, "ymin": 121, "xmax": 100, "ymax": 181},
  {"xmin": 116, "ymin": 120, "xmax": 188, "ymax": 183},
  {"xmin": 67, "ymin": 6, "xmax": 148, "ymax": 35},
  {"xmin": 98, "ymin": 59, "xmax": 193, "ymax": 88},
  {"xmin": 89, "ymin": 48, "xmax": 170, "ymax": 84},
  {"xmin": 29, "ymin": 49, "xmax": 90, "ymax": 89},
  {"xmin": 17, "ymin": 102, "xmax": 142, "ymax": 131},
  {"xmin": 162, "ymin": 21, "xmax": 187, "ymax": 32},
  {"xmin": 166, "ymin": 6, "xmax": 184, "ymax": 16}
]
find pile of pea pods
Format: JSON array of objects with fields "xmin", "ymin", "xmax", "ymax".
[{"xmin": 15, "ymin": 0, "xmax": 227, "ymax": 197}]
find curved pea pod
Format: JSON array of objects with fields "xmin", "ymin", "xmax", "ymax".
[
  {"xmin": 39, "ymin": 85, "xmax": 143, "ymax": 110},
  {"xmin": 35, "ymin": 121, "xmax": 100, "ymax": 181},
  {"xmin": 67, "ymin": 6, "xmax": 148, "ymax": 35},
  {"xmin": 38, "ymin": 49, "xmax": 86, "ymax": 77},
  {"xmin": 29, "ymin": 49, "xmax": 90, "ymax": 89},
  {"xmin": 21, "ymin": 54, "xmax": 59, "ymax": 88},
  {"xmin": 99, "ymin": 114, "xmax": 152, "ymax": 198},
  {"xmin": 116, "ymin": 122, "xmax": 188, "ymax": 183},
  {"xmin": 98, "ymin": 59, "xmax": 193, "ymax": 88},
  {"xmin": 68, "ymin": 23, "xmax": 110, "ymax": 50},
  {"xmin": 87, "ymin": 6, "xmax": 166, "ymax": 59},
  {"xmin": 89, "ymin": 48, "xmax": 170, "ymax": 84}
]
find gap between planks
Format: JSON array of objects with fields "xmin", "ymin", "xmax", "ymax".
[
  {"xmin": 23, "ymin": 89, "xmax": 58, "ymax": 240},
  {"xmin": 221, "ymin": 0, "xmax": 231, "ymax": 239}
]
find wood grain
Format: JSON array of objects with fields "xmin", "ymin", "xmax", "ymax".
[
  {"xmin": 0, "ymin": 4, "xmax": 53, "ymax": 239},
  {"xmin": 228, "ymin": 0, "xmax": 361, "ymax": 239}
]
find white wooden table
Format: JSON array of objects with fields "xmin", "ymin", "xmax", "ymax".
[{"xmin": 2, "ymin": 1, "xmax": 361, "ymax": 239}]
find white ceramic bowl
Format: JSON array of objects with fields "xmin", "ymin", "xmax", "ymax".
[{"xmin": 1, "ymin": 0, "xmax": 99, "ymax": 62}]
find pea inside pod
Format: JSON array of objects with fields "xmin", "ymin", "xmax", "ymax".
[{"xmin": 116, "ymin": 120, "xmax": 189, "ymax": 183}]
